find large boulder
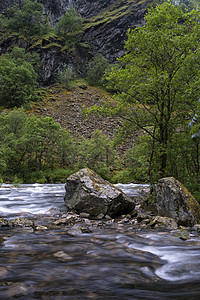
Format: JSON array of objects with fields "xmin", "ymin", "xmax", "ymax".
[
  {"xmin": 64, "ymin": 168, "xmax": 135, "ymax": 217},
  {"xmin": 156, "ymin": 177, "xmax": 200, "ymax": 226}
]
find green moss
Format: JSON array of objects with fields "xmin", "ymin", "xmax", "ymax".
[
  {"xmin": 83, "ymin": 0, "xmax": 154, "ymax": 30},
  {"xmin": 177, "ymin": 180, "xmax": 200, "ymax": 223},
  {"xmin": 42, "ymin": 43, "xmax": 62, "ymax": 49}
]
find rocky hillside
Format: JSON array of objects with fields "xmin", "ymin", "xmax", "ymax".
[{"xmin": 31, "ymin": 83, "xmax": 121, "ymax": 139}]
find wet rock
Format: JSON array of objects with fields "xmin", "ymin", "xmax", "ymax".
[
  {"xmin": 156, "ymin": 177, "xmax": 200, "ymax": 227},
  {"xmin": 79, "ymin": 212, "xmax": 90, "ymax": 218},
  {"xmin": 81, "ymin": 226, "xmax": 92, "ymax": 233},
  {"xmin": 177, "ymin": 229, "xmax": 191, "ymax": 240},
  {"xmin": 53, "ymin": 251, "xmax": 72, "ymax": 261},
  {"xmin": 35, "ymin": 225, "xmax": 48, "ymax": 230},
  {"xmin": 149, "ymin": 216, "xmax": 178, "ymax": 229},
  {"xmin": 0, "ymin": 235, "xmax": 4, "ymax": 245},
  {"xmin": 50, "ymin": 215, "xmax": 82, "ymax": 227},
  {"xmin": 64, "ymin": 168, "xmax": 135, "ymax": 218},
  {"xmin": 0, "ymin": 217, "xmax": 35, "ymax": 229},
  {"xmin": 192, "ymin": 224, "xmax": 200, "ymax": 232}
]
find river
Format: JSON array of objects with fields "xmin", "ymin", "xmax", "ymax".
[{"xmin": 0, "ymin": 183, "xmax": 200, "ymax": 299}]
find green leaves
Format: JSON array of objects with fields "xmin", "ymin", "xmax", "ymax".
[
  {"xmin": 105, "ymin": 2, "xmax": 200, "ymax": 179},
  {"xmin": 0, "ymin": 47, "xmax": 38, "ymax": 108},
  {"xmin": 55, "ymin": 7, "xmax": 83, "ymax": 42},
  {"xmin": 6, "ymin": 0, "xmax": 49, "ymax": 37},
  {"xmin": 0, "ymin": 110, "xmax": 117, "ymax": 183}
]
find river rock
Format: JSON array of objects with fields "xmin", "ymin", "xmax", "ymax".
[
  {"xmin": 149, "ymin": 216, "xmax": 178, "ymax": 229},
  {"xmin": 156, "ymin": 177, "xmax": 200, "ymax": 226},
  {"xmin": 0, "ymin": 217, "xmax": 35, "ymax": 229},
  {"xmin": 64, "ymin": 168, "xmax": 135, "ymax": 217}
]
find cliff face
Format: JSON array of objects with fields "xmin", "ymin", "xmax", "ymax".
[
  {"xmin": 0, "ymin": 0, "xmax": 121, "ymax": 20},
  {"xmin": 0, "ymin": 0, "xmax": 153, "ymax": 83}
]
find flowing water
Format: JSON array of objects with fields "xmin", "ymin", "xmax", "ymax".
[{"xmin": 0, "ymin": 183, "xmax": 200, "ymax": 299}]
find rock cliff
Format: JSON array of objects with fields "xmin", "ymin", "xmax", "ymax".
[{"xmin": 0, "ymin": 1, "xmax": 154, "ymax": 81}]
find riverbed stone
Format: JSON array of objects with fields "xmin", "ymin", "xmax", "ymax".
[
  {"xmin": 64, "ymin": 168, "xmax": 135, "ymax": 217},
  {"xmin": 0, "ymin": 217, "xmax": 35, "ymax": 229},
  {"xmin": 149, "ymin": 216, "xmax": 178, "ymax": 229},
  {"xmin": 156, "ymin": 177, "xmax": 200, "ymax": 226}
]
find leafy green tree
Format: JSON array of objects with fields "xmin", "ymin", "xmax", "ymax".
[
  {"xmin": 0, "ymin": 109, "xmax": 28, "ymax": 180},
  {"xmin": 104, "ymin": 2, "xmax": 200, "ymax": 180},
  {"xmin": 0, "ymin": 14, "xmax": 8, "ymax": 30},
  {"xmin": 6, "ymin": 0, "xmax": 49, "ymax": 37},
  {"xmin": 55, "ymin": 7, "xmax": 83, "ymax": 45},
  {"xmin": 55, "ymin": 7, "xmax": 83, "ymax": 36},
  {"xmin": 87, "ymin": 54, "xmax": 109, "ymax": 86},
  {"xmin": 75, "ymin": 130, "xmax": 116, "ymax": 179},
  {"xmin": 56, "ymin": 66, "xmax": 76, "ymax": 89},
  {"xmin": 0, "ymin": 48, "xmax": 38, "ymax": 107},
  {"xmin": 160, "ymin": 0, "xmax": 199, "ymax": 11}
]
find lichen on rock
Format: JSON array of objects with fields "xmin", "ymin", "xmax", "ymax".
[
  {"xmin": 64, "ymin": 168, "xmax": 136, "ymax": 217},
  {"xmin": 156, "ymin": 177, "xmax": 200, "ymax": 227}
]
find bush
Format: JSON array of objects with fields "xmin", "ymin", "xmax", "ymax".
[
  {"xmin": 6, "ymin": 0, "xmax": 49, "ymax": 37},
  {"xmin": 55, "ymin": 7, "xmax": 83, "ymax": 41},
  {"xmin": 56, "ymin": 66, "xmax": 76, "ymax": 89},
  {"xmin": 0, "ymin": 48, "xmax": 38, "ymax": 107},
  {"xmin": 87, "ymin": 54, "xmax": 109, "ymax": 86}
]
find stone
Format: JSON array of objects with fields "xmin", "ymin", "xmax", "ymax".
[
  {"xmin": 177, "ymin": 229, "xmax": 190, "ymax": 240},
  {"xmin": 64, "ymin": 168, "xmax": 135, "ymax": 217},
  {"xmin": 149, "ymin": 216, "xmax": 178, "ymax": 229},
  {"xmin": 156, "ymin": 177, "xmax": 200, "ymax": 227},
  {"xmin": 0, "ymin": 217, "xmax": 35, "ymax": 229},
  {"xmin": 192, "ymin": 224, "xmax": 200, "ymax": 232}
]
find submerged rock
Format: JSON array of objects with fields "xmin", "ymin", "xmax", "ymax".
[
  {"xmin": 0, "ymin": 217, "xmax": 35, "ymax": 229},
  {"xmin": 156, "ymin": 177, "xmax": 200, "ymax": 227},
  {"xmin": 64, "ymin": 168, "xmax": 135, "ymax": 218}
]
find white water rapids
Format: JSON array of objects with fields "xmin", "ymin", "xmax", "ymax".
[{"xmin": 0, "ymin": 183, "xmax": 200, "ymax": 299}]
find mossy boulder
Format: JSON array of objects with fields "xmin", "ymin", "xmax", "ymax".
[
  {"xmin": 64, "ymin": 168, "xmax": 135, "ymax": 218},
  {"xmin": 156, "ymin": 177, "xmax": 200, "ymax": 226}
]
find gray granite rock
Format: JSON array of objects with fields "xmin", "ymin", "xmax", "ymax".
[
  {"xmin": 64, "ymin": 168, "xmax": 135, "ymax": 217},
  {"xmin": 156, "ymin": 177, "xmax": 200, "ymax": 226}
]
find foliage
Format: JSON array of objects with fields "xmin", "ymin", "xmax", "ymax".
[
  {"xmin": 56, "ymin": 66, "xmax": 76, "ymax": 89},
  {"xmin": 0, "ymin": 110, "xmax": 116, "ymax": 183},
  {"xmin": 0, "ymin": 14, "xmax": 8, "ymax": 30},
  {"xmin": 6, "ymin": 0, "xmax": 49, "ymax": 37},
  {"xmin": 55, "ymin": 7, "xmax": 83, "ymax": 43},
  {"xmin": 0, "ymin": 47, "xmax": 38, "ymax": 107},
  {"xmin": 74, "ymin": 130, "xmax": 116, "ymax": 179},
  {"xmin": 104, "ymin": 2, "xmax": 200, "ymax": 181},
  {"xmin": 160, "ymin": 0, "xmax": 200, "ymax": 11},
  {"xmin": 87, "ymin": 54, "xmax": 110, "ymax": 86}
]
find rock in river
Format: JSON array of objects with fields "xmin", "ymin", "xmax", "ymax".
[
  {"xmin": 64, "ymin": 168, "xmax": 135, "ymax": 218},
  {"xmin": 156, "ymin": 177, "xmax": 200, "ymax": 226}
]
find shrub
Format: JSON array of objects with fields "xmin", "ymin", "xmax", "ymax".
[
  {"xmin": 0, "ymin": 48, "xmax": 37, "ymax": 107},
  {"xmin": 87, "ymin": 54, "xmax": 109, "ymax": 86}
]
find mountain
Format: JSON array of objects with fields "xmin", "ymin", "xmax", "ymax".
[{"xmin": 0, "ymin": 0, "xmax": 154, "ymax": 84}]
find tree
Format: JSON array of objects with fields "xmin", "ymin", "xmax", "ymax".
[
  {"xmin": 6, "ymin": 0, "xmax": 49, "ymax": 37},
  {"xmin": 105, "ymin": 3, "xmax": 200, "ymax": 180},
  {"xmin": 55, "ymin": 7, "xmax": 83, "ymax": 41},
  {"xmin": 0, "ymin": 48, "xmax": 38, "ymax": 107},
  {"xmin": 75, "ymin": 130, "xmax": 116, "ymax": 179},
  {"xmin": 87, "ymin": 54, "xmax": 109, "ymax": 86}
]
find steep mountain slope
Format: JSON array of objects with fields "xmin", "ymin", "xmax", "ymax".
[
  {"xmin": 31, "ymin": 84, "xmax": 121, "ymax": 139},
  {"xmin": 0, "ymin": 0, "xmax": 154, "ymax": 71}
]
